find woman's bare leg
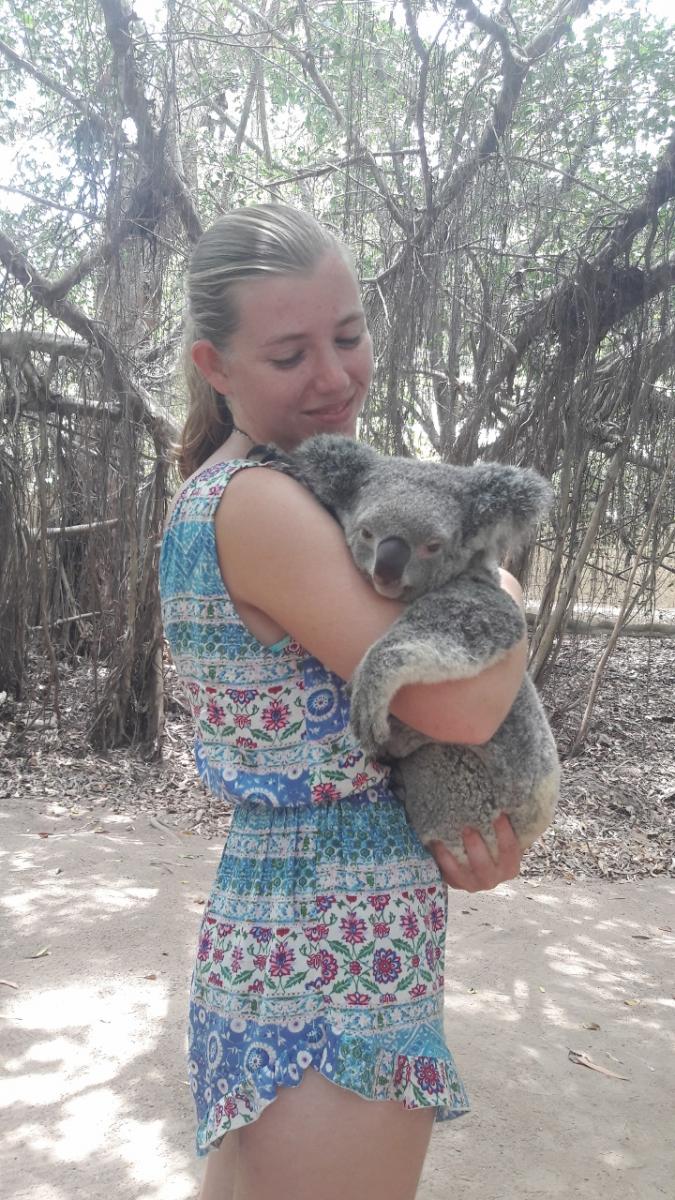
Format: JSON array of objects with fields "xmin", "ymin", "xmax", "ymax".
[
  {"xmin": 232, "ymin": 1068, "xmax": 436, "ymax": 1200},
  {"xmin": 197, "ymin": 1130, "xmax": 239, "ymax": 1200}
]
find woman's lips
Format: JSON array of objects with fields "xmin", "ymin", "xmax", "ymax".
[{"xmin": 306, "ymin": 397, "xmax": 353, "ymax": 422}]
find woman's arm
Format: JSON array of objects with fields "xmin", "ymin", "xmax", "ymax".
[
  {"xmin": 216, "ymin": 467, "xmax": 527, "ymax": 746},
  {"xmin": 391, "ymin": 567, "xmax": 526, "ymax": 742}
]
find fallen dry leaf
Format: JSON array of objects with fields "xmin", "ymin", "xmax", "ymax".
[
  {"xmin": 26, "ymin": 947, "xmax": 50, "ymax": 959},
  {"xmin": 0, "ymin": 979, "xmax": 19, "ymax": 989},
  {"xmin": 583, "ymin": 1022, "xmax": 601, "ymax": 1031},
  {"xmin": 568, "ymin": 1050, "xmax": 629, "ymax": 1081},
  {"xmin": 624, "ymin": 999, "xmax": 641, "ymax": 1006}
]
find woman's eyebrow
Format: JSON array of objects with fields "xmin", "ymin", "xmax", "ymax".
[{"xmin": 262, "ymin": 310, "xmax": 365, "ymax": 348}]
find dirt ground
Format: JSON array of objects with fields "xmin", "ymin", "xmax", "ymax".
[
  {"xmin": 1, "ymin": 634, "xmax": 674, "ymax": 1199},
  {"xmin": 1, "ymin": 791, "xmax": 673, "ymax": 1200}
]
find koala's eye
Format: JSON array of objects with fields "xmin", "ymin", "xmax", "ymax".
[
  {"xmin": 360, "ymin": 527, "xmax": 373, "ymax": 541},
  {"xmin": 426, "ymin": 541, "xmax": 442, "ymax": 554}
]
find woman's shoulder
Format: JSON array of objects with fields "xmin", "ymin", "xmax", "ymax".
[
  {"xmin": 215, "ymin": 458, "xmax": 320, "ymax": 520},
  {"xmin": 165, "ymin": 456, "xmax": 262, "ymax": 530}
]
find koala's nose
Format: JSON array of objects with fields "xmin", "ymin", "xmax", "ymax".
[{"xmin": 374, "ymin": 537, "xmax": 411, "ymax": 584}]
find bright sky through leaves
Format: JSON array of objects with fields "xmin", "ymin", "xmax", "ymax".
[{"xmin": 1, "ymin": 0, "xmax": 672, "ymax": 200}]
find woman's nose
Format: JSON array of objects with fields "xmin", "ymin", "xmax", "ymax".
[{"xmin": 313, "ymin": 346, "xmax": 350, "ymax": 392}]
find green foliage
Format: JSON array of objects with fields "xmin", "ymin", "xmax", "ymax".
[
  {"xmin": 1, "ymin": 0, "xmax": 673, "ymax": 459},
  {"xmin": 1, "ymin": 0, "xmax": 672, "ymax": 738}
]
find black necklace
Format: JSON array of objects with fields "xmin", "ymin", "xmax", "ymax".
[
  {"xmin": 231, "ymin": 421, "xmax": 254, "ymax": 443},
  {"xmin": 231, "ymin": 421, "xmax": 277, "ymax": 463}
]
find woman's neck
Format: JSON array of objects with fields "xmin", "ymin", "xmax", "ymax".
[{"xmin": 198, "ymin": 431, "xmax": 256, "ymax": 469}]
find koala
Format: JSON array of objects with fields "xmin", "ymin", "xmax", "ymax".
[{"xmin": 264, "ymin": 434, "xmax": 560, "ymax": 864}]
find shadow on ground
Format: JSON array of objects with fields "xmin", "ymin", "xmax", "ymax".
[{"xmin": 1, "ymin": 796, "xmax": 673, "ymax": 1200}]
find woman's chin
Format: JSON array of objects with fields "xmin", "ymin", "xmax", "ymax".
[{"xmin": 306, "ymin": 400, "xmax": 361, "ymax": 439}]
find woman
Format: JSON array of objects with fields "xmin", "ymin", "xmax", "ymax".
[{"xmin": 159, "ymin": 204, "xmax": 526, "ymax": 1200}]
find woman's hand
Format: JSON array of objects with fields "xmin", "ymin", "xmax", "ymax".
[{"xmin": 428, "ymin": 813, "xmax": 523, "ymax": 892}]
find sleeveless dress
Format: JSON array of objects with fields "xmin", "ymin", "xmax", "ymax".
[{"xmin": 159, "ymin": 459, "xmax": 470, "ymax": 1156}]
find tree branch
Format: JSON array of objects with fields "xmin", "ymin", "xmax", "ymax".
[
  {"xmin": 0, "ymin": 35, "xmax": 108, "ymax": 125},
  {"xmin": 19, "ymin": 358, "xmax": 121, "ymax": 422},
  {"xmin": 0, "ymin": 332, "xmax": 100, "ymax": 360},
  {"xmin": 596, "ymin": 125, "xmax": 675, "ymax": 265},
  {"xmin": 99, "ymin": 0, "xmax": 203, "ymax": 243},
  {"xmin": 362, "ymin": 0, "xmax": 599, "ymax": 294},
  {"xmin": 230, "ymin": 0, "xmax": 343, "ymax": 123},
  {"xmin": 0, "ymin": 229, "xmax": 177, "ymax": 443},
  {"xmin": 210, "ymin": 101, "xmax": 279, "ymax": 164},
  {"xmin": 234, "ymin": 62, "xmax": 261, "ymax": 155},
  {"xmin": 485, "ymin": 256, "xmax": 675, "ymax": 401},
  {"xmin": 454, "ymin": 0, "xmax": 526, "ymax": 69},
  {"xmin": 402, "ymin": 0, "xmax": 433, "ymax": 213},
  {"xmin": 438, "ymin": 0, "xmax": 595, "ymax": 210},
  {"xmin": 572, "ymin": 441, "xmax": 675, "ymax": 748},
  {"xmin": 0, "ymin": 184, "xmax": 98, "ymax": 219},
  {"xmin": 44, "ymin": 216, "xmax": 139, "ymax": 302},
  {"xmin": 264, "ymin": 148, "xmax": 420, "ymax": 188},
  {"xmin": 229, "ymin": 0, "xmax": 411, "ymax": 231},
  {"xmin": 43, "ymin": 519, "xmax": 120, "ymax": 538},
  {"xmin": 0, "ymin": 175, "xmax": 171, "ymax": 306},
  {"xmin": 480, "ymin": 130, "xmax": 675, "ymax": 399},
  {"xmin": 526, "ymin": 0, "xmax": 596, "ymax": 60}
]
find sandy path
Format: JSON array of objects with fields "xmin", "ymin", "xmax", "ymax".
[{"xmin": 2, "ymin": 795, "xmax": 673, "ymax": 1200}]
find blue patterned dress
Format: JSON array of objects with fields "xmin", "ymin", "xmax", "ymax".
[{"xmin": 159, "ymin": 459, "xmax": 470, "ymax": 1156}]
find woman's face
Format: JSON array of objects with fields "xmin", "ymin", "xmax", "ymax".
[{"xmin": 192, "ymin": 252, "xmax": 374, "ymax": 451}]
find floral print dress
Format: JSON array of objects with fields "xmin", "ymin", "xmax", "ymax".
[{"xmin": 159, "ymin": 459, "xmax": 470, "ymax": 1156}]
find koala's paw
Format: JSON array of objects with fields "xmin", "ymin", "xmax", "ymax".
[{"xmin": 349, "ymin": 687, "xmax": 391, "ymax": 757}]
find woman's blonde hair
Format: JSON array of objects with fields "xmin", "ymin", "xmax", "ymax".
[{"xmin": 178, "ymin": 204, "xmax": 350, "ymax": 479}]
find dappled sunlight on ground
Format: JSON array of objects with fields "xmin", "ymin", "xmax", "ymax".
[
  {"xmin": 427, "ymin": 879, "xmax": 674, "ymax": 1198},
  {"xmin": 1, "ymin": 813, "xmax": 213, "ymax": 1200},
  {"xmin": 3, "ymin": 867, "xmax": 158, "ymax": 935},
  {"xmin": 2, "ymin": 793, "xmax": 673, "ymax": 1200}
]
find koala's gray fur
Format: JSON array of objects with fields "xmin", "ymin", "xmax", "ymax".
[{"xmin": 268, "ymin": 434, "xmax": 560, "ymax": 864}]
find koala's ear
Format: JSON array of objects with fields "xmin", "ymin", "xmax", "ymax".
[
  {"xmin": 281, "ymin": 435, "xmax": 379, "ymax": 517},
  {"xmin": 461, "ymin": 463, "xmax": 553, "ymax": 555}
]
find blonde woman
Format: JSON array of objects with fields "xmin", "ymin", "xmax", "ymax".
[{"xmin": 159, "ymin": 205, "xmax": 526, "ymax": 1200}]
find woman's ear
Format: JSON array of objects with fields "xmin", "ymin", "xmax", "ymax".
[{"xmin": 191, "ymin": 340, "xmax": 229, "ymax": 393}]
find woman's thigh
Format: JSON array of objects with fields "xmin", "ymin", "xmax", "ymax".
[
  {"xmin": 234, "ymin": 1067, "xmax": 436, "ymax": 1200},
  {"xmin": 198, "ymin": 1132, "xmax": 239, "ymax": 1200}
]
